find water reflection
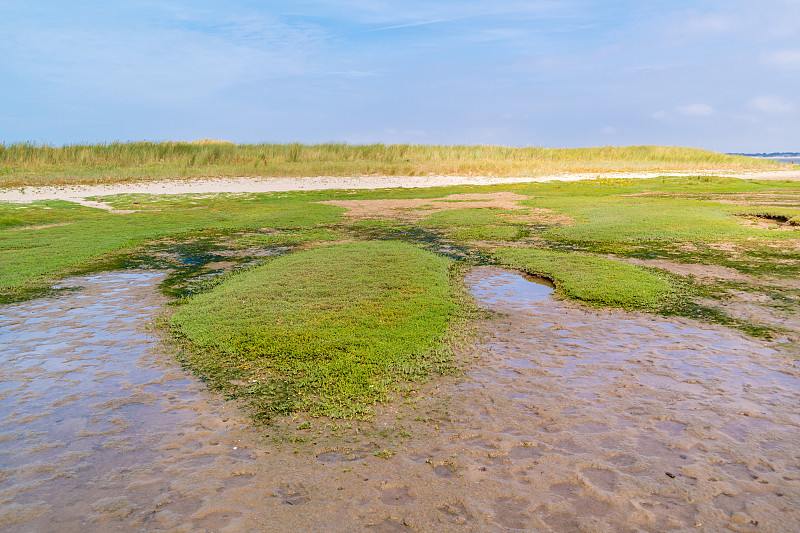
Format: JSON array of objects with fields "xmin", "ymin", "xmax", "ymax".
[
  {"xmin": 468, "ymin": 268, "xmax": 554, "ymax": 306},
  {"xmin": 2, "ymin": 266, "xmax": 799, "ymax": 532},
  {"xmin": 0, "ymin": 271, "xmax": 256, "ymax": 531}
]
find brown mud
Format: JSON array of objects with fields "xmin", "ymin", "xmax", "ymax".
[
  {"xmin": 1, "ymin": 268, "xmax": 799, "ymax": 531},
  {"xmin": 318, "ymin": 192, "xmax": 571, "ymax": 225}
]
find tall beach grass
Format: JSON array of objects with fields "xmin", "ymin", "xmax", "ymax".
[{"xmin": 0, "ymin": 142, "xmax": 780, "ymax": 187}]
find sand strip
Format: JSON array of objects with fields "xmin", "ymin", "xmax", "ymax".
[{"xmin": 2, "ymin": 169, "xmax": 799, "ymax": 205}]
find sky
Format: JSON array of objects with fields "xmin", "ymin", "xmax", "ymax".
[{"xmin": 1, "ymin": 0, "xmax": 798, "ymax": 152}]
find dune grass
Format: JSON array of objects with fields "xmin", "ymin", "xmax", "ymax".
[
  {"xmin": 169, "ymin": 241, "xmax": 461, "ymax": 420},
  {"xmin": 0, "ymin": 142, "xmax": 780, "ymax": 187}
]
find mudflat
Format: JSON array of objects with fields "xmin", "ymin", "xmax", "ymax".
[
  {"xmin": 2, "ymin": 171, "xmax": 798, "ymax": 531},
  {"xmin": 1, "ymin": 268, "xmax": 798, "ymax": 531}
]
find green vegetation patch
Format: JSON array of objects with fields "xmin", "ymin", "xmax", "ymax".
[
  {"xmin": 421, "ymin": 208, "xmax": 530, "ymax": 241},
  {"xmin": 528, "ymin": 196, "xmax": 785, "ymax": 244},
  {"xmin": 494, "ymin": 247, "xmax": 684, "ymax": 311},
  {"xmin": 169, "ymin": 241, "xmax": 461, "ymax": 420},
  {"xmin": 0, "ymin": 194, "xmax": 343, "ymax": 301},
  {"xmin": 504, "ymin": 176, "xmax": 800, "ymax": 245},
  {"xmin": 233, "ymin": 227, "xmax": 347, "ymax": 248}
]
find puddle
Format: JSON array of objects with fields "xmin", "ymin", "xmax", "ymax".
[
  {"xmin": 1, "ymin": 266, "xmax": 799, "ymax": 531},
  {"xmin": 120, "ymin": 237, "xmax": 290, "ymax": 299},
  {"xmin": 468, "ymin": 267, "xmax": 554, "ymax": 307}
]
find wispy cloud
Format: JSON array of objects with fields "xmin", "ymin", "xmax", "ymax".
[
  {"xmin": 762, "ymin": 49, "xmax": 800, "ymax": 69},
  {"xmin": 0, "ymin": 7, "xmax": 328, "ymax": 104},
  {"xmin": 680, "ymin": 12, "xmax": 737, "ymax": 35},
  {"xmin": 749, "ymin": 96, "xmax": 795, "ymax": 113},
  {"xmin": 325, "ymin": 70, "xmax": 382, "ymax": 78},
  {"xmin": 2, "ymin": 1, "xmax": 799, "ymax": 150},
  {"xmin": 301, "ymin": 0, "xmax": 576, "ymax": 26},
  {"xmin": 675, "ymin": 104, "xmax": 715, "ymax": 117}
]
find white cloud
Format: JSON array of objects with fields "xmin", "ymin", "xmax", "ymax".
[
  {"xmin": 682, "ymin": 13, "xmax": 737, "ymax": 35},
  {"xmin": 749, "ymin": 96, "xmax": 794, "ymax": 113},
  {"xmin": 326, "ymin": 70, "xmax": 381, "ymax": 78},
  {"xmin": 0, "ymin": 11, "xmax": 328, "ymax": 105},
  {"xmin": 650, "ymin": 110, "xmax": 667, "ymax": 120},
  {"xmin": 762, "ymin": 49, "xmax": 800, "ymax": 68},
  {"xmin": 675, "ymin": 104, "xmax": 714, "ymax": 117},
  {"xmin": 302, "ymin": 1, "xmax": 578, "ymax": 26}
]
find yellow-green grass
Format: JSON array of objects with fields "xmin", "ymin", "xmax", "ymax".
[
  {"xmin": 169, "ymin": 241, "xmax": 461, "ymax": 420},
  {"xmin": 0, "ymin": 142, "xmax": 780, "ymax": 187}
]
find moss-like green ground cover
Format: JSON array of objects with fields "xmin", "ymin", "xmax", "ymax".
[
  {"xmin": 492, "ymin": 248, "xmax": 683, "ymax": 311},
  {"xmin": 0, "ymin": 194, "xmax": 344, "ymax": 301},
  {"xmin": 3, "ymin": 173, "xmax": 799, "ymax": 420},
  {"xmin": 420, "ymin": 208, "xmax": 531, "ymax": 241},
  {"xmin": 169, "ymin": 241, "xmax": 461, "ymax": 420}
]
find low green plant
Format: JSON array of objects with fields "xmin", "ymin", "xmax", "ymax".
[
  {"xmin": 529, "ymin": 196, "xmax": 793, "ymax": 244},
  {"xmin": 169, "ymin": 241, "xmax": 461, "ymax": 420},
  {"xmin": 233, "ymin": 227, "xmax": 346, "ymax": 248},
  {"xmin": 493, "ymin": 247, "xmax": 684, "ymax": 311},
  {"xmin": 421, "ymin": 208, "xmax": 530, "ymax": 241},
  {"xmin": 0, "ymin": 194, "xmax": 343, "ymax": 301},
  {"xmin": 2, "ymin": 174, "xmax": 798, "ymax": 427}
]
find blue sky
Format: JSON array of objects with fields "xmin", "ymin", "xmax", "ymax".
[{"xmin": 1, "ymin": 0, "xmax": 798, "ymax": 151}]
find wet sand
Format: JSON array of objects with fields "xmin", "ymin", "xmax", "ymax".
[
  {"xmin": 1, "ymin": 268, "xmax": 799, "ymax": 531},
  {"xmin": 0, "ymin": 271, "xmax": 253, "ymax": 531}
]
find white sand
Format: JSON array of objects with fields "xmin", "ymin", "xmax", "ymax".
[{"xmin": 2, "ymin": 169, "xmax": 799, "ymax": 208}]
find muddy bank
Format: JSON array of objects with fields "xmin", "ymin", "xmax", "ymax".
[{"xmin": 1, "ymin": 268, "xmax": 799, "ymax": 531}]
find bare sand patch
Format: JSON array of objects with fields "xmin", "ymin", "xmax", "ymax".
[
  {"xmin": 623, "ymin": 258, "xmax": 756, "ymax": 282},
  {"xmin": 737, "ymin": 216, "xmax": 798, "ymax": 231},
  {"xmin": 318, "ymin": 192, "xmax": 573, "ymax": 225},
  {"xmin": 3, "ymin": 169, "xmax": 799, "ymax": 206},
  {"xmin": 10, "ymin": 222, "xmax": 73, "ymax": 231}
]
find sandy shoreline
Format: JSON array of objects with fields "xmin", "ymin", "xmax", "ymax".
[{"xmin": 2, "ymin": 169, "xmax": 799, "ymax": 206}]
